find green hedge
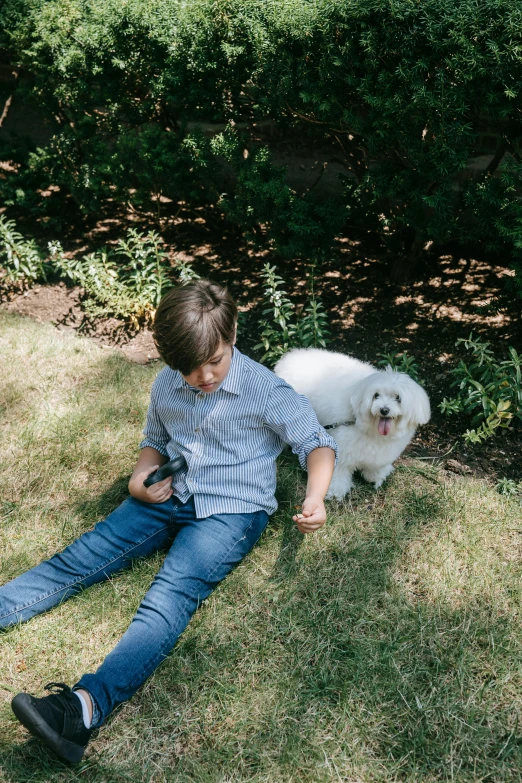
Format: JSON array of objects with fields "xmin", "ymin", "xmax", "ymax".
[{"xmin": 1, "ymin": 0, "xmax": 522, "ymax": 282}]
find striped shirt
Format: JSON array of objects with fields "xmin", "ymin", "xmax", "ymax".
[{"xmin": 140, "ymin": 347, "xmax": 338, "ymax": 517}]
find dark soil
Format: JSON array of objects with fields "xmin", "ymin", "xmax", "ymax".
[{"xmin": 1, "ymin": 215, "xmax": 521, "ymax": 485}]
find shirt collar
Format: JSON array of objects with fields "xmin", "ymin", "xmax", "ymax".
[{"xmin": 219, "ymin": 346, "xmax": 243, "ymax": 395}]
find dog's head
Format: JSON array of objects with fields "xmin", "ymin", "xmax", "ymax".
[{"xmin": 351, "ymin": 368, "xmax": 430, "ymax": 437}]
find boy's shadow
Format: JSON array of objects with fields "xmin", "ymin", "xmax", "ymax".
[
  {"xmin": 0, "ymin": 737, "xmax": 120, "ymax": 782},
  {"xmin": 268, "ymin": 455, "xmax": 308, "ymax": 583},
  {"xmin": 73, "ymin": 475, "xmax": 130, "ymax": 529},
  {"xmin": 268, "ymin": 464, "xmax": 369, "ymax": 584}
]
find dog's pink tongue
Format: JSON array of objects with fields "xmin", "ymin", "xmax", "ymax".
[{"xmin": 378, "ymin": 417, "xmax": 391, "ymax": 436}]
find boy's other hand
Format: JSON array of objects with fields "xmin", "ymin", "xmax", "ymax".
[
  {"xmin": 129, "ymin": 465, "xmax": 174, "ymax": 504},
  {"xmin": 292, "ymin": 494, "xmax": 327, "ymax": 534}
]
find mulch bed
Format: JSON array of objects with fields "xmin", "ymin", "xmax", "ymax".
[{"xmin": 2, "ymin": 216, "xmax": 520, "ymax": 485}]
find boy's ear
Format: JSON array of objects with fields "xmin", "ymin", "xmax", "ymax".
[{"xmin": 233, "ymin": 322, "xmax": 237, "ymax": 344}]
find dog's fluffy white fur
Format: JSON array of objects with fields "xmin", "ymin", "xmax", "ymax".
[{"xmin": 275, "ymin": 348, "xmax": 431, "ymax": 499}]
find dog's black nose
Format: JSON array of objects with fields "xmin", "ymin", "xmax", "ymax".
[{"xmin": 380, "ymin": 407, "xmax": 390, "ymax": 416}]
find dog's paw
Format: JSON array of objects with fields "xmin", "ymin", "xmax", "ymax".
[
  {"xmin": 326, "ymin": 478, "xmax": 353, "ymax": 500},
  {"xmin": 364, "ymin": 464, "xmax": 394, "ymax": 489},
  {"xmin": 326, "ymin": 490, "xmax": 350, "ymax": 501}
]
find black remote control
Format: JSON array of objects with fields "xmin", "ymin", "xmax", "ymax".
[{"xmin": 143, "ymin": 455, "xmax": 187, "ymax": 487}]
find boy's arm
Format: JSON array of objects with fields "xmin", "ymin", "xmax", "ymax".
[
  {"xmin": 263, "ymin": 382, "xmax": 338, "ymax": 533},
  {"xmin": 128, "ymin": 447, "xmax": 173, "ymax": 503},
  {"xmin": 293, "ymin": 447, "xmax": 335, "ymax": 534},
  {"xmin": 132, "ymin": 375, "xmax": 175, "ymax": 503}
]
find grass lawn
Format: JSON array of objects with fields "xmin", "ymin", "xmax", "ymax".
[{"xmin": 0, "ymin": 310, "xmax": 521, "ymax": 783}]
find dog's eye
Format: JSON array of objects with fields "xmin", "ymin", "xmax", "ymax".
[
  {"xmin": 396, "ymin": 395, "xmax": 401, "ymax": 403},
  {"xmin": 373, "ymin": 393, "xmax": 380, "ymax": 399}
]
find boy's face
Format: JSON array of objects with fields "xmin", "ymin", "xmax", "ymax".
[{"xmin": 182, "ymin": 341, "xmax": 234, "ymax": 393}]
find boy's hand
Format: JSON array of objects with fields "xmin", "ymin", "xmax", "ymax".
[
  {"xmin": 292, "ymin": 494, "xmax": 327, "ymax": 534},
  {"xmin": 129, "ymin": 465, "xmax": 174, "ymax": 504}
]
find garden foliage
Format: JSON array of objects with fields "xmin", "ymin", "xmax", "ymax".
[
  {"xmin": 0, "ymin": 217, "xmax": 199, "ymax": 325},
  {"xmin": 49, "ymin": 229, "xmax": 201, "ymax": 326},
  {"xmin": 1, "ymin": 0, "xmax": 522, "ymax": 286},
  {"xmin": 0, "ymin": 215, "xmax": 47, "ymax": 284},
  {"xmin": 256, "ymin": 262, "xmax": 330, "ymax": 365},
  {"xmin": 0, "ymin": 217, "xmax": 329, "ymax": 352},
  {"xmin": 377, "ymin": 352, "xmax": 422, "ymax": 384},
  {"xmin": 440, "ymin": 334, "xmax": 522, "ymax": 443}
]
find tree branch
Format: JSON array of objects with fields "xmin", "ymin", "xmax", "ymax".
[
  {"xmin": 0, "ymin": 95, "xmax": 13, "ymax": 128},
  {"xmin": 482, "ymin": 138, "xmax": 507, "ymax": 178}
]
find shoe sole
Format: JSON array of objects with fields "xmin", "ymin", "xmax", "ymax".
[{"xmin": 11, "ymin": 693, "xmax": 86, "ymax": 763}]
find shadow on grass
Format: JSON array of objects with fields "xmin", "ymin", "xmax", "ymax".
[
  {"xmin": 269, "ymin": 455, "xmax": 307, "ymax": 583},
  {"xmin": 146, "ymin": 478, "xmax": 520, "ymax": 781},
  {"xmin": 73, "ymin": 475, "xmax": 130, "ymax": 526},
  {"xmin": 1, "ymin": 469, "xmax": 520, "ymax": 781},
  {"xmin": 0, "ymin": 475, "xmax": 131, "ymax": 590},
  {"xmin": 254, "ymin": 482, "xmax": 522, "ymax": 780},
  {"xmin": 0, "ymin": 737, "xmax": 130, "ymax": 783}
]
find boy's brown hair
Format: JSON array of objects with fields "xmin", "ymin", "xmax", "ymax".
[{"xmin": 153, "ymin": 280, "xmax": 238, "ymax": 375}]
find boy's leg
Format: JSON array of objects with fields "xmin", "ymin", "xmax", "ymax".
[
  {"xmin": 75, "ymin": 499, "xmax": 269, "ymax": 726},
  {"xmin": 0, "ymin": 496, "xmax": 179, "ymax": 629}
]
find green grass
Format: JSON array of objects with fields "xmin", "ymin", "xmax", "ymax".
[{"xmin": 0, "ymin": 310, "xmax": 521, "ymax": 782}]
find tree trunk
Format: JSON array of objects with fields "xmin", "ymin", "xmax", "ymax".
[{"xmin": 390, "ymin": 228, "xmax": 425, "ymax": 282}]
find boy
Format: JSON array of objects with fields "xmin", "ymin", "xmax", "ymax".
[{"xmin": 1, "ymin": 279, "xmax": 336, "ymax": 763}]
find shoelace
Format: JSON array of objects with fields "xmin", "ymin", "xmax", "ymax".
[
  {"xmin": 44, "ymin": 682, "xmax": 72, "ymax": 696},
  {"xmin": 43, "ymin": 682, "xmax": 83, "ymax": 723}
]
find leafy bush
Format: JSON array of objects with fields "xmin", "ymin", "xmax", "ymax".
[
  {"xmin": 0, "ymin": 218, "xmax": 199, "ymax": 327},
  {"xmin": 256, "ymin": 0, "xmax": 522, "ymax": 282},
  {"xmin": 255, "ymin": 263, "xmax": 330, "ymax": 365},
  {"xmin": 0, "ymin": 215, "xmax": 48, "ymax": 286},
  {"xmin": 377, "ymin": 351, "xmax": 422, "ymax": 383},
  {"xmin": 213, "ymin": 129, "xmax": 346, "ymax": 258},
  {"xmin": 440, "ymin": 334, "xmax": 522, "ymax": 443},
  {"xmin": 3, "ymin": 0, "xmax": 522, "ymax": 285},
  {"xmin": 51, "ymin": 230, "xmax": 199, "ymax": 326},
  {"xmin": 495, "ymin": 478, "xmax": 522, "ymax": 497},
  {"xmin": 0, "ymin": 0, "xmax": 253, "ymax": 223}
]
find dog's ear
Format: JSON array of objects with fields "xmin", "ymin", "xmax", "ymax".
[
  {"xmin": 403, "ymin": 380, "xmax": 431, "ymax": 426},
  {"xmin": 349, "ymin": 381, "xmax": 369, "ymax": 423}
]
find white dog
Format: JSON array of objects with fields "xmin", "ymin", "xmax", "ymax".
[{"xmin": 275, "ymin": 348, "xmax": 431, "ymax": 499}]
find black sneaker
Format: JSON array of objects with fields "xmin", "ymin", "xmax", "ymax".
[{"xmin": 11, "ymin": 682, "xmax": 92, "ymax": 763}]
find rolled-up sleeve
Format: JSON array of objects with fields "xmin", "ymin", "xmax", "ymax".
[
  {"xmin": 139, "ymin": 384, "xmax": 170, "ymax": 456},
  {"xmin": 263, "ymin": 382, "xmax": 338, "ymax": 469}
]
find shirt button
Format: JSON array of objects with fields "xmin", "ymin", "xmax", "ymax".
[{"xmin": 195, "ymin": 428, "xmax": 200, "ymax": 432}]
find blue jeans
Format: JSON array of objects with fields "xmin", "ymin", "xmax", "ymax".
[{"xmin": 0, "ymin": 495, "xmax": 268, "ymax": 726}]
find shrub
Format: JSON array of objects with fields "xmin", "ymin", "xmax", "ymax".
[
  {"xmin": 2, "ymin": 0, "xmax": 522, "ymax": 286},
  {"xmin": 0, "ymin": 218, "xmax": 199, "ymax": 327},
  {"xmin": 440, "ymin": 333, "xmax": 522, "ymax": 443},
  {"xmin": 495, "ymin": 478, "xmax": 522, "ymax": 497},
  {"xmin": 51, "ymin": 230, "xmax": 200, "ymax": 326},
  {"xmin": 0, "ymin": 0, "xmax": 254, "ymax": 222},
  {"xmin": 0, "ymin": 215, "xmax": 48, "ymax": 286},
  {"xmin": 377, "ymin": 352, "xmax": 422, "ymax": 383},
  {"xmin": 213, "ymin": 128, "xmax": 346, "ymax": 258},
  {"xmin": 255, "ymin": 262, "xmax": 330, "ymax": 365},
  {"xmin": 255, "ymin": 0, "xmax": 522, "ymax": 283}
]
